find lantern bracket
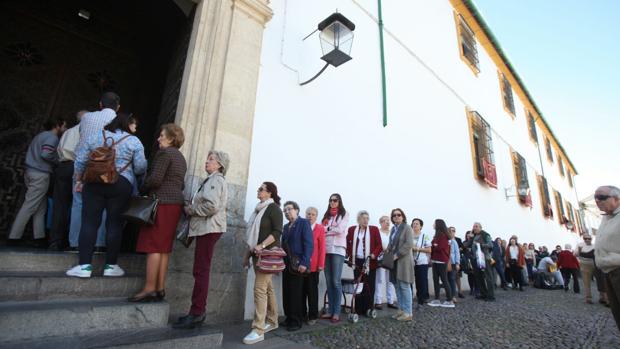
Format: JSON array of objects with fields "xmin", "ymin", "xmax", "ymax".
[{"xmin": 300, "ymin": 63, "xmax": 329, "ymax": 86}]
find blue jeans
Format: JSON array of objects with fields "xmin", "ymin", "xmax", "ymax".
[
  {"xmin": 395, "ymin": 280, "xmax": 413, "ymax": 315},
  {"xmin": 414, "ymin": 264, "xmax": 430, "ymax": 304},
  {"xmin": 324, "ymin": 253, "xmax": 345, "ymax": 316},
  {"xmin": 69, "ymin": 179, "xmax": 107, "ymax": 247}
]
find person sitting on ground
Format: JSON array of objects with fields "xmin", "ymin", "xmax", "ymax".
[
  {"xmin": 558, "ymin": 244, "xmax": 580, "ymax": 293},
  {"xmin": 536, "ymin": 255, "xmax": 564, "ymax": 287}
]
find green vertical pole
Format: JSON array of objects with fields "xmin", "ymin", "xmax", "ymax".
[{"xmin": 378, "ymin": 0, "xmax": 388, "ymax": 127}]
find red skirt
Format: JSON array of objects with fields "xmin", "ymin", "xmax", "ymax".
[{"xmin": 136, "ymin": 204, "xmax": 182, "ymax": 253}]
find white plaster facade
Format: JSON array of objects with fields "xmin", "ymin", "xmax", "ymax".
[{"xmin": 246, "ymin": 0, "xmax": 582, "ymax": 249}]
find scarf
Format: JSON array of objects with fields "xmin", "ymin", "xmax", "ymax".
[
  {"xmin": 353, "ymin": 225, "xmax": 371, "ymax": 259},
  {"xmin": 245, "ymin": 198, "xmax": 274, "ymax": 247},
  {"xmin": 330, "ymin": 207, "xmax": 338, "ymax": 216}
]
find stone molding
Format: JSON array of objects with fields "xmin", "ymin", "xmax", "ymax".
[{"xmin": 232, "ymin": 0, "xmax": 273, "ymax": 26}]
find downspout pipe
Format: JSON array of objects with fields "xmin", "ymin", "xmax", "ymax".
[{"xmin": 377, "ymin": 0, "xmax": 388, "ymax": 127}]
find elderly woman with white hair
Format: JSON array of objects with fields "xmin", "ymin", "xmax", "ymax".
[
  {"xmin": 346, "ymin": 210, "xmax": 382, "ymax": 316},
  {"xmin": 557, "ymin": 243, "xmax": 580, "ymax": 293},
  {"xmin": 173, "ymin": 150, "xmax": 229, "ymax": 329},
  {"xmin": 302, "ymin": 206, "xmax": 326, "ymax": 325}
]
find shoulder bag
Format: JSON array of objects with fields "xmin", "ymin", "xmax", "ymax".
[
  {"xmin": 122, "ymin": 194, "xmax": 158, "ymax": 225},
  {"xmin": 256, "ymin": 247, "xmax": 287, "ymax": 274}
]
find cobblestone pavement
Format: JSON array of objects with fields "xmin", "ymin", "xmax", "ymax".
[{"xmin": 274, "ymin": 286, "xmax": 620, "ymax": 349}]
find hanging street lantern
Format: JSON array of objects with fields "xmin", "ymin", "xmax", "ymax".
[{"xmin": 300, "ymin": 12, "xmax": 356, "ymax": 85}]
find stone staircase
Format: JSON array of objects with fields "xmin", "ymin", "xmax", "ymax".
[{"xmin": 0, "ymin": 248, "xmax": 222, "ymax": 348}]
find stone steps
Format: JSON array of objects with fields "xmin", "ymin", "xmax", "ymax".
[
  {"xmin": 0, "ymin": 326, "xmax": 223, "ymax": 349},
  {"xmin": 0, "ymin": 297, "xmax": 169, "ymax": 343},
  {"xmin": 0, "ymin": 248, "xmax": 146, "ymax": 274},
  {"xmin": 0, "ymin": 271, "xmax": 144, "ymax": 301}
]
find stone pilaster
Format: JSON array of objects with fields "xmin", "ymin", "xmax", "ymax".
[{"xmin": 167, "ymin": 0, "xmax": 272, "ymax": 323}]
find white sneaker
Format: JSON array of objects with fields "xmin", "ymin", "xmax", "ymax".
[
  {"xmin": 428, "ymin": 300, "xmax": 442, "ymax": 307},
  {"xmin": 264, "ymin": 323, "xmax": 278, "ymax": 333},
  {"xmin": 103, "ymin": 264, "xmax": 125, "ymax": 277},
  {"xmin": 440, "ymin": 301, "xmax": 455, "ymax": 308},
  {"xmin": 242, "ymin": 330, "xmax": 264, "ymax": 344},
  {"xmin": 66, "ymin": 264, "xmax": 92, "ymax": 278}
]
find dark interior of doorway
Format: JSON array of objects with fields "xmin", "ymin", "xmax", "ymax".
[{"xmin": 0, "ymin": 0, "xmax": 195, "ymax": 248}]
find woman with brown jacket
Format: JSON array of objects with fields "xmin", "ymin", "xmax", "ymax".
[{"xmin": 130, "ymin": 124, "xmax": 187, "ymax": 302}]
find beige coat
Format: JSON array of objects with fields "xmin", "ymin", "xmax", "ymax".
[
  {"xmin": 389, "ymin": 223, "xmax": 415, "ymax": 284},
  {"xmin": 187, "ymin": 172, "xmax": 228, "ymax": 237}
]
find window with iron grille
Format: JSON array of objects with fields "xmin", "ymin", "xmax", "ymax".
[
  {"xmin": 537, "ymin": 175, "xmax": 553, "ymax": 218},
  {"xmin": 499, "ymin": 72, "xmax": 515, "ymax": 115},
  {"xmin": 470, "ymin": 111, "xmax": 495, "ymax": 181},
  {"xmin": 554, "ymin": 190, "xmax": 566, "ymax": 224},
  {"xmin": 512, "ymin": 151, "xmax": 531, "ymax": 206},
  {"xmin": 457, "ymin": 14, "xmax": 480, "ymax": 73},
  {"xmin": 527, "ymin": 111, "xmax": 538, "ymax": 143},
  {"xmin": 545, "ymin": 137, "xmax": 553, "ymax": 163},
  {"xmin": 557, "ymin": 155, "xmax": 565, "ymax": 177}
]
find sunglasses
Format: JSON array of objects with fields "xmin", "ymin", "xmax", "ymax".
[
  {"xmin": 584, "ymin": 238, "xmax": 592, "ymax": 241},
  {"xmin": 329, "ymin": 198, "xmax": 339, "ymax": 202},
  {"xmin": 258, "ymin": 187, "xmax": 265, "ymax": 192},
  {"xmin": 392, "ymin": 213, "xmax": 402, "ymax": 218},
  {"xmin": 595, "ymin": 194, "xmax": 612, "ymax": 201}
]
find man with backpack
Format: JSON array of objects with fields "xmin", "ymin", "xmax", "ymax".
[
  {"xmin": 8, "ymin": 117, "xmax": 67, "ymax": 247},
  {"xmin": 67, "ymin": 92, "xmax": 120, "ymax": 252}
]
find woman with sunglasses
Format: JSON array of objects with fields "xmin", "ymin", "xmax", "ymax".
[
  {"xmin": 576, "ymin": 234, "xmax": 597, "ymax": 304},
  {"xmin": 387, "ymin": 208, "xmax": 414, "ymax": 321},
  {"xmin": 320, "ymin": 194, "xmax": 349, "ymax": 323}
]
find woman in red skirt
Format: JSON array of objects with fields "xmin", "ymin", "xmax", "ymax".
[{"xmin": 129, "ymin": 123, "xmax": 187, "ymax": 302}]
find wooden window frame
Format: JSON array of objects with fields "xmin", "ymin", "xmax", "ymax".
[
  {"xmin": 557, "ymin": 154, "xmax": 565, "ymax": 177},
  {"xmin": 498, "ymin": 71, "xmax": 515, "ymax": 117},
  {"xmin": 567, "ymin": 170, "xmax": 574, "ymax": 188},
  {"xmin": 526, "ymin": 110, "xmax": 538, "ymax": 144},
  {"xmin": 545, "ymin": 137, "xmax": 554, "ymax": 164},
  {"xmin": 511, "ymin": 150, "xmax": 531, "ymax": 207},
  {"xmin": 554, "ymin": 190, "xmax": 566, "ymax": 225},
  {"xmin": 537, "ymin": 175, "xmax": 553, "ymax": 218},
  {"xmin": 467, "ymin": 110, "xmax": 497, "ymax": 188},
  {"xmin": 454, "ymin": 12, "xmax": 480, "ymax": 76},
  {"xmin": 566, "ymin": 201, "xmax": 576, "ymax": 232}
]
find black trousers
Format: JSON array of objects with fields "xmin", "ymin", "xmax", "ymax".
[
  {"xmin": 561, "ymin": 268, "xmax": 580, "ymax": 292},
  {"xmin": 302, "ymin": 271, "xmax": 320, "ymax": 320},
  {"xmin": 606, "ymin": 269, "xmax": 620, "ymax": 331},
  {"xmin": 282, "ymin": 269, "xmax": 305, "ymax": 328},
  {"xmin": 508, "ymin": 262, "xmax": 524, "ymax": 288},
  {"xmin": 414, "ymin": 264, "xmax": 430, "ymax": 304},
  {"xmin": 432, "ymin": 262, "xmax": 452, "ymax": 301},
  {"xmin": 49, "ymin": 161, "xmax": 74, "ymax": 246},
  {"xmin": 78, "ymin": 177, "xmax": 131, "ymax": 265},
  {"xmin": 473, "ymin": 265, "xmax": 495, "ymax": 300},
  {"xmin": 353, "ymin": 258, "xmax": 376, "ymax": 314}
]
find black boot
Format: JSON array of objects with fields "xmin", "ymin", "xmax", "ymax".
[{"xmin": 172, "ymin": 314, "xmax": 206, "ymax": 329}]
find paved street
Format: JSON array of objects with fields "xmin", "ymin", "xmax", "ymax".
[{"xmin": 255, "ymin": 286, "xmax": 620, "ymax": 349}]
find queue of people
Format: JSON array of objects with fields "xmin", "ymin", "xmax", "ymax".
[{"xmin": 7, "ymin": 101, "xmax": 620, "ymax": 338}]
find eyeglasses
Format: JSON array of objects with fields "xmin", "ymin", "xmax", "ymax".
[
  {"xmin": 584, "ymin": 238, "xmax": 592, "ymax": 241},
  {"xmin": 595, "ymin": 194, "xmax": 612, "ymax": 201},
  {"xmin": 329, "ymin": 198, "xmax": 339, "ymax": 203},
  {"xmin": 392, "ymin": 213, "xmax": 402, "ymax": 218},
  {"xmin": 283, "ymin": 208, "xmax": 293, "ymax": 212}
]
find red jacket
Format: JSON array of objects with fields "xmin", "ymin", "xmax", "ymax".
[
  {"xmin": 346, "ymin": 225, "xmax": 382, "ymax": 270},
  {"xmin": 430, "ymin": 234, "xmax": 450, "ymax": 263},
  {"xmin": 557, "ymin": 250, "xmax": 580, "ymax": 269},
  {"xmin": 504, "ymin": 245, "xmax": 526, "ymax": 267},
  {"xmin": 310, "ymin": 223, "xmax": 326, "ymax": 272}
]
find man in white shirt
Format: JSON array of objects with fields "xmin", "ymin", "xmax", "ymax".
[
  {"xmin": 537, "ymin": 255, "xmax": 564, "ymax": 286},
  {"xmin": 411, "ymin": 218, "xmax": 432, "ymax": 305},
  {"xmin": 593, "ymin": 185, "xmax": 620, "ymax": 330},
  {"xmin": 48, "ymin": 110, "xmax": 87, "ymax": 250}
]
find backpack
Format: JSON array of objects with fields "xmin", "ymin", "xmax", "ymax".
[{"xmin": 82, "ymin": 130, "xmax": 131, "ymax": 184}]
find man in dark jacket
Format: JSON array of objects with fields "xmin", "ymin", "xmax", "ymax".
[
  {"xmin": 463, "ymin": 222, "xmax": 495, "ymax": 301},
  {"xmin": 492, "ymin": 238, "xmax": 508, "ymax": 290}
]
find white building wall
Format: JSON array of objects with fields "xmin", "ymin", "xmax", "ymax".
[{"xmin": 243, "ymin": 0, "xmax": 581, "ymax": 317}]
